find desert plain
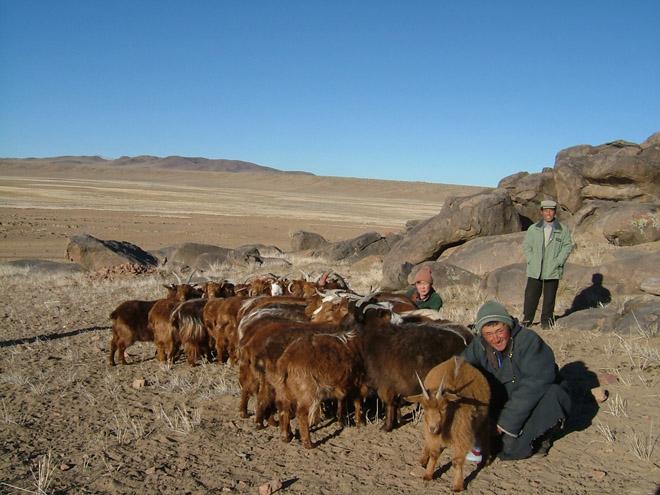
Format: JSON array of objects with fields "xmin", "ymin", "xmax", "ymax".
[{"xmin": 0, "ymin": 163, "xmax": 658, "ymax": 494}]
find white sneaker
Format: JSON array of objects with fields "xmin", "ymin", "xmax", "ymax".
[{"xmin": 465, "ymin": 449, "xmax": 482, "ymax": 462}]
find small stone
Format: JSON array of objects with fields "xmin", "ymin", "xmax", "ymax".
[
  {"xmin": 258, "ymin": 478, "xmax": 282, "ymax": 495},
  {"xmin": 409, "ymin": 466, "xmax": 426, "ymax": 477},
  {"xmin": 145, "ymin": 466, "xmax": 156, "ymax": 475},
  {"xmin": 132, "ymin": 378, "xmax": 146, "ymax": 389},
  {"xmin": 598, "ymin": 373, "xmax": 618, "ymax": 385},
  {"xmin": 591, "ymin": 469, "xmax": 607, "ymax": 481},
  {"xmin": 59, "ymin": 463, "xmax": 74, "ymax": 471},
  {"xmin": 591, "ymin": 387, "xmax": 609, "ymax": 403}
]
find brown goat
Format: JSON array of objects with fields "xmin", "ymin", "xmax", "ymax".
[
  {"xmin": 406, "ymin": 356, "xmax": 491, "ymax": 492},
  {"xmin": 202, "ymin": 295, "xmax": 246, "ymax": 364},
  {"xmin": 170, "ymin": 298, "xmax": 211, "ymax": 365},
  {"xmin": 201, "ymin": 280, "xmax": 235, "ymax": 299},
  {"xmin": 273, "ymin": 331, "xmax": 367, "ymax": 449},
  {"xmin": 108, "ymin": 300, "xmax": 157, "ymax": 366},
  {"xmin": 149, "ymin": 284, "xmax": 202, "ymax": 364}
]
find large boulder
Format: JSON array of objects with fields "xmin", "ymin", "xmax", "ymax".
[
  {"xmin": 312, "ymin": 231, "xmax": 393, "ymax": 263},
  {"xmin": 290, "ymin": 231, "xmax": 329, "ymax": 251},
  {"xmin": 498, "ymin": 133, "xmax": 660, "ymax": 219},
  {"xmin": 571, "ymin": 201, "xmax": 659, "ymax": 246},
  {"xmin": 556, "ymin": 306, "xmax": 620, "ymax": 332},
  {"xmin": 152, "ymin": 243, "xmax": 232, "ymax": 269},
  {"xmin": 406, "ymin": 261, "xmax": 481, "ymax": 289},
  {"xmin": 66, "ymin": 234, "xmax": 158, "ymax": 271},
  {"xmin": 614, "ymin": 295, "xmax": 660, "ymax": 335},
  {"xmin": 498, "ymin": 168, "xmax": 558, "ymax": 226},
  {"xmin": 439, "ymin": 232, "xmax": 525, "ymax": 276},
  {"xmin": 381, "ymin": 189, "xmax": 522, "ymax": 289},
  {"xmin": 480, "ymin": 263, "xmax": 527, "ymax": 307},
  {"xmin": 554, "ymin": 136, "xmax": 660, "ymax": 213}
]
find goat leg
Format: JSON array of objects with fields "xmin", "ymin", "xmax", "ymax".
[
  {"xmin": 423, "ymin": 450, "xmax": 441, "ymax": 481},
  {"xmin": 353, "ymin": 397, "xmax": 364, "ymax": 427},
  {"xmin": 297, "ymin": 405, "xmax": 313, "ymax": 449},
  {"xmin": 450, "ymin": 454, "xmax": 465, "ymax": 492},
  {"xmin": 279, "ymin": 407, "xmax": 293, "ymax": 443}
]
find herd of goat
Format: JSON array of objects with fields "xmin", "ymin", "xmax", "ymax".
[{"xmin": 108, "ymin": 272, "xmax": 491, "ymax": 491}]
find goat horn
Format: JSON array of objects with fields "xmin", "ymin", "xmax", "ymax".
[
  {"xmin": 416, "ymin": 372, "xmax": 429, "ymax": 401},
  {"xmin": 185, "ymin": 268, "xmax": 197, "ymax": 284},
  {"xmin": 172, "ymin": 271, "xmax": 183, "ymax": 284},
  {"xmin": 436, "ymin": 376, "xmax": 445, "ymax": 399},
  {"xmin": 299, "ymin": 269, "xmax": 310, "ymax": 282}
]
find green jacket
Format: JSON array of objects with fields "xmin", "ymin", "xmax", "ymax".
[
  {"xmin": 405, "ymin": 288, "xmax": 443, "ymax": 311},
  {"xmin": 460, "ymin": 322, "xmax": 558, "ymax": 436},
  {"xmin": 523, "ymin": 220, "xmax": 573, "ymax": 280}
]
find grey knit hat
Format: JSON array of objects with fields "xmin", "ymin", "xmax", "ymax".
[{"xmin": 475, "ymin": 301, "xmax": 514, "ymax": 333}]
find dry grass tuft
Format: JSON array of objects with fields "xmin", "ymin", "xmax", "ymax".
[
  {"xmin": 155, "ymin": 404, "xmax": 202, "ymax": 434},
  {"xmin": 626, "ymin": 423, "xmax": 658, "ymax": 462},
  {"xmin": 595, "ymin": 420, "xmax": 616, "ymax": 444}
]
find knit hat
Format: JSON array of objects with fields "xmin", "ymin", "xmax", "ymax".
[
  {"xmin": 475, "ymin": 301, "xmax": 514, "ymax": 333},
  {"xmin": 414, "ymin": 266, "xmax": 433, "ymax": 284},
  {"xmin": 540, "ymin": 199, "xmax": 557, "ymax": 209}
]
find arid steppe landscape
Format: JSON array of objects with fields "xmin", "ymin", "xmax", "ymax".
[{"xmin": 0, "ymin": 162, "xmax": 658, "ymax": 494}]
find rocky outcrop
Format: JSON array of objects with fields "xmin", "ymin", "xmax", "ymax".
[
  {"xmin": 312, "ymin": 232, "xmax": 395, "ymax": 263},
  {"xmin": 290, "ymin": 231, "xmax": 329, "ymax": 251},
  {"xmin": 66, "ymin": 234, "xmax": 158, "ymax": 271},
  {"xmin": 438, "ymin": 232, "xmax": 525, "ymax": 276},
  {"xmin": 381, "ymin": 189, "xmax": 521, "ymax": 289},
  {"xmin": 571, "ymin": 201, "xmax": 659, "ymax": 247},
  {"xmin": 499, "ymin": 133, "xmax": 660, "ymax": 223},
  {"xmin": 406, "ymin": 261, "xmax": 481, "ymax": 289}
]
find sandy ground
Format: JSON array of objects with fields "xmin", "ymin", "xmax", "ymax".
[{"xmin": 0, "ymin": 165, "xmax": 658, "ymax": 494}]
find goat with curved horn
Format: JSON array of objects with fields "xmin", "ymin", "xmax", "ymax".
[
  {"xmin": 435, "ymin": 376, "xmax": 445, "ymax": 399},
  {"xmin": 416, "ymin": 372, "xmax": 430, "ymax": 401}
]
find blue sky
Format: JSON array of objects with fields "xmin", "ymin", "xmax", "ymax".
[{"xmin": 1, "ymin": 1, "xmax": 658, "ymax": 186}]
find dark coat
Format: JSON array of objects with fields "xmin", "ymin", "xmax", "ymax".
[{"xmin": 460, "ymin": 321, "xmax": 560, "ymax": 436}]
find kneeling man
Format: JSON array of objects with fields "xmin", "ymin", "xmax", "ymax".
[{"xmin": 461, "ymin": 301, "xmax": 571, "ymax": 460}]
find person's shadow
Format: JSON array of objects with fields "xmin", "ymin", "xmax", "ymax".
[
  {"xmin": 558, "ymin": 361, "xmax": 600, "ymax": 434},
  {"xmin": 562, "ymin": 273, "xmax": 612, "ymax": 317}
]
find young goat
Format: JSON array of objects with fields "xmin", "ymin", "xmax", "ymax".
[{"xmin": 406, "ymin": 356, "xmax": 491, "ymax": 492}]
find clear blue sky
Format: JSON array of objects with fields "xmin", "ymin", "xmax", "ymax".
[{"xmin": 1, "ymin": 1, "xmax": 658, "ymax": 186}]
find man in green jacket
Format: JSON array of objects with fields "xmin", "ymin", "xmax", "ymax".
[
  {"xmin": 522, "ymin": 199, "xmax": 573, "ymax": 329},
  {"xmin": 461, "ymin": 301, "xmax": 572, "ymax": 460},
  {"xmin": 405, "ymin": 265, "xmax": 443, "ymax": 311}
]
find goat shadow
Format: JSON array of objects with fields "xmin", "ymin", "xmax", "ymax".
[
  {"xmin": 560, "ymin": 273, "xmax": 612, "ymax": 318},
  {"xmin": 558, "ymin": 360, "xmax": 600, "ymax": 435},
  {"xmin": 0, "ymin": 325, "xmax": 111, "ymax": 348}
]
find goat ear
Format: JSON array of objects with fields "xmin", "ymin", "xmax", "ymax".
[
  {"xmin": 444, "ymin": 392, "xmax": 461, "ymax": 402},
  {"xmin": 404, "ymin": 394, "xmax": 424, "ymax": 404}
]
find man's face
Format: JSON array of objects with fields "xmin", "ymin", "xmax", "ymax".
[
  {"xmin": 542, "ymin": 208, "xmax": 556, "ymax": 223},
  {"xmin": 481, "ymin": 321, "xmax": 511, "ymax": 352},
  {"xmin": 415, "ymin": 281, "xmax": 431, "ymax": 298}
]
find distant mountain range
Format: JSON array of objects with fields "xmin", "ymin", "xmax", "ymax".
[{"xmin": 0, "ymin": 155, "xmax": 313, "ymax": 175}]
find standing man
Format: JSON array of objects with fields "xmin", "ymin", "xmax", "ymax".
[{"xmin": 522, "ymin": 199, "xmax": 573, "ymax": 329}]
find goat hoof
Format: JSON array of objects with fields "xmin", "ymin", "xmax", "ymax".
[{"xmin": 255, "ymin": 423, "xmax": 265, "ymax": 430}]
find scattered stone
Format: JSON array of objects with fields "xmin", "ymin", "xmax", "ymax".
[
  {"xmin": 591, "ymin": 469, "xmax": 607, "ymax": 481},
  {"xmin": 258, "ymin": 478, "xmax": 283, "ymax": 495},
  {"xmin": 591, "ymin": 387, "xmax": 609, "ymax": 403},
  {"xmin": 59, "ymin": 463, "xmax": 74, "ymax": 471},
  {"xmin": 132, "ymin": 378, "xmax": 146, "ymax": 389},
  {"xmin": 598, "ymin": 373, "xmax": 618, "ymax": 385},
  {"xmin": 144, "ymin": 466, "xmax": 156, "ymax": 475},
  {"xmin": 409, "ymin": 466, "xmax": 426, "ymax": 478}
]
